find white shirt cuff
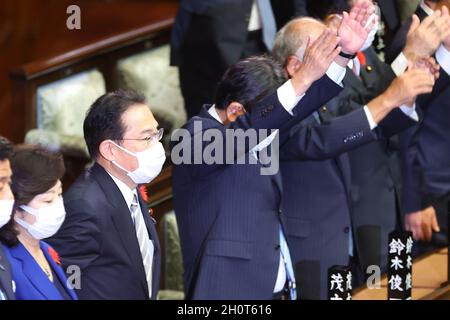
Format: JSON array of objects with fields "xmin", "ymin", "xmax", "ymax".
[
  {"xmin": 363, "ymin": 105, "xmax": 378, "ymax": 130},
  {"xmin": 399, "ymin": 103, "xmax": 419, "ymax": 122},
  {"xmin": 277, "ymin": 80, "xmax": 305, "ymax": 115},
  {"xmin": 391, "ymin": 52, "xmax": 408, "ymax": 76},
  {"xmin": 326, "ymin": 61, "xmax": 346, "ymax": 86},
  {"xmin": 436, "ymin": 44, "xmax": 450, "ymax": 76}
]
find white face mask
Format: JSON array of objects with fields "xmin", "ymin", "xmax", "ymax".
[
  {"xmin": 111, "ymin": 142, "xmax": 166, "ymax": 184},
  {"xmin": 15, "ymin": 198, "xmax": 66, "ymax": 240},
  {"xmin": 0, "ymin": 200, "xmax": 14, "ymax": 228},
  {"xmin": 360, "ymin": 11, "xmax": 380, "ymax": 52}
]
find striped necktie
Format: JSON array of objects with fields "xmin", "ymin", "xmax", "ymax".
[{"xmin": 130, "ymin": 194, "xmax": 154, "ymax": 299}]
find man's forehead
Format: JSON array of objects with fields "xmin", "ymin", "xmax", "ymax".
[{"xmin": 121, "ymin": 104, "xmax": 158, "ymax": 133}]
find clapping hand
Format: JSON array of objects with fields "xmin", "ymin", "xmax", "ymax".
[{"xmin": 338, "ymin": 0, "xmax": 378, "ymax": 55}]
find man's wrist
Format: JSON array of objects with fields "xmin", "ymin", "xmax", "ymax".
[{"xmin": 402, "ymin": 49, "xmax": 416, "ymax": 63}]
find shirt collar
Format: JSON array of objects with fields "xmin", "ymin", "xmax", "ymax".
[
  {"xmin": 208, "ymin": 105, "xmax": 223, "ymax": 124},
  {"xmin": 347, "ymin": 58, "xmax": 361, "ymax": 77},
  {"xmin": 107, "ymin": 172, "xmax": 137, "ymax": 209},
  {"xmin": 420, "ymin": 0, "xmax": 434, "ymax": 16}
]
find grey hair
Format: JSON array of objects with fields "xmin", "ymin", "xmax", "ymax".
[{"xmin": 272, "ymin": 17, "xmax": 324, "ymax": 67}]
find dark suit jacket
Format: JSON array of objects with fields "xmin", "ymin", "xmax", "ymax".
[
  {"xmin": 0, "ymin": 245, "xmax": 15, "ymax": 300},
  {"xmin": 171, "ymin": 0, "xmax": 254, "ymax": 67},
  {"xmin": 333, "ymin": 47, "xmax": 417, "ymax": 274},
  {"xmin": 2, "ymin": 242, "xmax": 77, "ymax": 300},
  {"xmin": 378, "ymin": 0, "xmax": 401, "ymax": 34},
  {"xmin": 280, "ymin": 48, "xmax": 417, "ymax": 299},
  {"xmin": 387, "ymin": 5, "xmax": 450, "ymax": 213},
  {"xmin": 172, "ymin": 76, "xmax": 342, "ymax": 299},
  {"xmin": 47, "ymin": 163, "xmax": 161, "ymax": 300}
]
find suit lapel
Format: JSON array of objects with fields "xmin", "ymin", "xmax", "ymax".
[
  {"xmin": 91, "ymin": 163, "xmax": 149, "ymax": 297},
  {"xmin": 41, "ymin": 242, "xmax": 77, "ymax": 300},
  {"xmin": 343, "ymin": 67, "xmax": 367, "ymax": 94},
  {"xmin": 10, "ymin": 243, "xmax": 62, "ymax": 300}
]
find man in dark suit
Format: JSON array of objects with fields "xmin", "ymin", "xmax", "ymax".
[
  {"xmin": 171, "ymin": 0, "xmax": 279, "ymax": 118},
  {"xmin": 171, "ymin": 3, "xmax": 386, "ymax": 300},
  {"xmin": 322, "ymin": 1, "xmax": 450, "ymax": 278},
  {"xmin": 171, "ymin": 22, "xmax": 354, "ymax": 298},
  {"xmin": 0, "ymin": 136, "xmax": 15, "ymax": 300},
  {"xmin": 48, "ymin": 90, "xmax": 164, "ymax": 300},
  {"xmin": 386, "ymin": 1, "xmax": 450, "ymax": 249},
  {"xmin": 272, "ymin": 13, "xmax": 438, "ymax": 299},
  {"xmin": 386, "ymin": 0, "xmax": 448, "ymax": 64}
]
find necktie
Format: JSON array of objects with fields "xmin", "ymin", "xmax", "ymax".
[
  {"xmin": 130, "ymin": 194, "xmax": 154, "ymax": 299},
  {"xmin": 257, "ymin": 0, "xmax": 277, "ymax": 50},
  {"xmin": 279, "ymin": 226, "xmax": 297, "ymax": 299}
]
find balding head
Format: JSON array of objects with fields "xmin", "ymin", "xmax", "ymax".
[{"xmin": 272, "ymin": 17, "xmax": 326, "ymax": 68}]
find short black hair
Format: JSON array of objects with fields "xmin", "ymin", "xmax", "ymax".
[
  {"xmin": 0, "ymin": 136, "xmax": 12, "ymax": 162},
  {"xmin": 84, "ymin": 89, "xmax": 146, "ymax": 159},
  {"xmin": 214, "ymin": 55, "xmax": 287, "ymax": 111}
]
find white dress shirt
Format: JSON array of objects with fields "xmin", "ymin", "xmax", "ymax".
[{"xmin": 420, "ymin": 0, "xmax": 434, "ymax": 16}]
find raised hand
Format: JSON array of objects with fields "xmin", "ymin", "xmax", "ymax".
[
  {"xmin": 384, "ymin": 68, "xmax": 435, "ymax": 108},
  {"xmin": 366, "ymin": 67, "xmax": 435, "ymax": 124},
  {"xmin": 338, "ymin": 0, "xmax": 377, "ymax": 54},
  {"xmin": 413, "ymin": 56, "xmax": 440, "ymax": 81},
  {"xmin": 404, "ymin": 9, "xmax": 450, "ymax": 60},
  {"xmin": 291, "ymin": 28, "xmax": 341, "ymax": 95}
]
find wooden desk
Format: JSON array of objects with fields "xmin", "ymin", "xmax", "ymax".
[{"xmin": 353, "ymin": 248, "xmax": 449, "ymax": 300}]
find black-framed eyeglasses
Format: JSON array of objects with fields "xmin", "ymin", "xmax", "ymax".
[{"xmin": 118, "ymin": 128, "xmax": 164, "ymax": 146}]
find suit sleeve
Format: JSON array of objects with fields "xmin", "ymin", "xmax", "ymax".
[
  {"xmin": 172, "ymin": 75, "xmax": 343, "ymax": 176},
  {"xmin": 281, "ymin": 108, "xmax": 378, "ymax": 161},
  {"xmin": 48, "ymin": 199, "xmax": 102, "ymax": 271},
  {"xmin": 399, "ymin": 123, "xmax": 424, "ymax": 215}
]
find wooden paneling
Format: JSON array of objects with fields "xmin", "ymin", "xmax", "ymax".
[
  {"xmin": 0, "ymin": 0, "xmax": 179, "ymax": 142},
  {"xmin": 354, "ymin": 248, "xmax": 450, "ymax": 300}
]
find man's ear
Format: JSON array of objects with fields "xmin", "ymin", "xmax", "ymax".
[
  {"xmin": 226, "ymin": 102, "xmax": 245, "ymax": 121},
  {"xmin": 286, "ymin": 56, "xmax": 302, "ymax": 78},
  {"xmin": 226, "ymin": 102, "xmax": 244, "ymax": 114},
  {"xmin": 99, "ymin": 140, "xmax": 116, "ymax": 162}
]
